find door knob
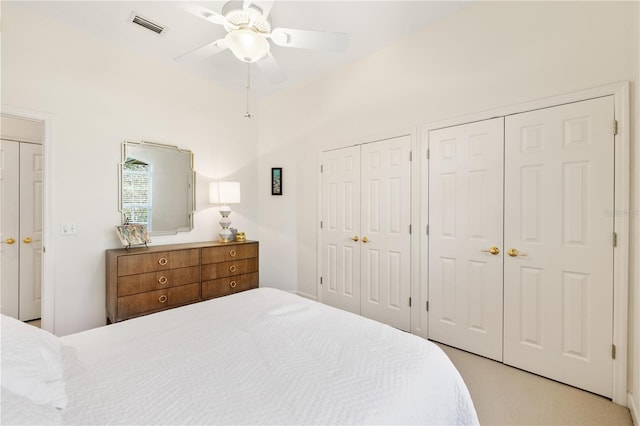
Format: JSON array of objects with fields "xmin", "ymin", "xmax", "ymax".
[
  {"xmin": 23, "ymin": 237, "xmax": 32, "ymax": 244},
  {"xmin": 351, "ymin": 236, "xmax": 359, "ymax": 242},
  {"xmin": 2, "ymin": 238, "xmax": 16, "ymax": 245},
  {"xmin": 481, "ymin": 246, "xmax": 500, "ymax": 255},
  {"xmin": 507, "ymin": 248, "xmax": 527, "ymax": 257},
  {"xmin": 362, "ymin": 236, "xmax": 369, "ymax": 243}
]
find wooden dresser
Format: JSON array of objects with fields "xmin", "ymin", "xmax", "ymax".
[{"xmin": 106, "ymin": 241, "xmax": 258, "ymax": 323}]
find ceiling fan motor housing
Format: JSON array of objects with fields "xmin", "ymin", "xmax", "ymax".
[{"xmin": 222, "ymin": 0, "xmax": 271, "ymax": 33}]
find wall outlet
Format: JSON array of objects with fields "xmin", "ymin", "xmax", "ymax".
[{"xmin": 60, "ymin": 223, "xmax": 77, "ymax": 235}]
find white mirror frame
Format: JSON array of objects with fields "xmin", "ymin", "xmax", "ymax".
[{"xmin": 118, "ymin": 140, "xmax": 195, "ymax": 235}]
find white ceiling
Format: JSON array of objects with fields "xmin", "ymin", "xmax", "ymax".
[{"xmin": 16, "ymin": 1, "xmax": 470, "ymax": 98}]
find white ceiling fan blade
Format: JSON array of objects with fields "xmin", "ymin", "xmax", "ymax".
[
  {"xmin": 256, "ymin": 52, "xmax": 287, "ymax": 84},
  {"xmin": 175, "ymin": 39, "xmax": 228, "ymax": 62},
  {"xmin": 243, "ymin": 0, "xmax": 274, "ymax": 19},
  {"xmin": 182, "ymin": 4, "xmax": 228, "ymax": 26},
  {"xmin": 270, "ymin": 27, "xmax": 348, "ymax": 52}
]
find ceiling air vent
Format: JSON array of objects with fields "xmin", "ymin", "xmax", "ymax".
[{"xmin": 129, "ymin": 12, "xmax": 166, "ymax": 35}]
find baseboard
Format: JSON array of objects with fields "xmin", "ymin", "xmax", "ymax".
[
  {"xmin": 628, "ymin": 392, "xmax": 639, "ymax": 425},
  {"xmin": 295, "ymin": 291, "xmax": 318, "ymax": 301}
]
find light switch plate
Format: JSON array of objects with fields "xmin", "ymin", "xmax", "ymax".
[{"xmin": 60, "ymin": 223, "xmax": 77, "ymax": 235}]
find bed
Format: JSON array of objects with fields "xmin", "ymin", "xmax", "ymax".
[{"xmin": 1, "ymin": 287, "xmax": 479, "ymax": 425}]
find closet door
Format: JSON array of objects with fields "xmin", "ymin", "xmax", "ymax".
[
  {"xmin": 1, "ymin": 140, "xmax": 20, "ymax": 318},
  {"xmin": 503, "ymin": 96, "xmax": 614, "ymax": 397},
  {"xmin": 321, "ymin": 146, "xmax": 361, "ymax": 315},
  {"xmin": 428, "ymin": 118, "xmax": 504, "ymax": 361},
  {"xmin": 321, "ymin": 136, "xmax": 412, "ymax": 330},
  {"xmin": 360, "ymin": 136, "xmax": 412, "ymax": 331},
  {"xmin": 0, "ymin": 141, "xmax": 42, "ymax": 321},
  {"xmin": 19, "ymin": 143, "xmax": 43, "ymax": 321}
]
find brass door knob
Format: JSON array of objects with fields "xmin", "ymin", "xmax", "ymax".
[
  {"xmin": 508, "ymin": 248, "xmax": 527, "ymax": 257},
  {"xmin": 481, "ymin": 246, "xmax": 500, "ymax": 255},
  {"xmin": 2, "ymin": 238, "xmax": 16, "ymax": 245},
  {"xmin": 23, "ymin": 237, "xmax": 32, "ymax": 244},
  {"xmin": 351, "ymin": 236, "xmax": 359, "ymax": 242},
  {"xmin": 362, "ymin": 236, "xmax": 369, "ymax": 243}
]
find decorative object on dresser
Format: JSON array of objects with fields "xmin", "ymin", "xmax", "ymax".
[
  {"xmin": 114, "ymin": 224, "xmax": 150, "ymax": 249},
  {"xmin": 209, "ymin": 181, "xmax": 241, "ymax": 242},
  {"xmin": 106, "ymin": 241, "xmax": 258, "ymax": 323}
]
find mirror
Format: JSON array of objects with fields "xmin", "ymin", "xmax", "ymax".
[{"xmin": 119, "ymin": 141, "xmax": 195, "ymax": 235}]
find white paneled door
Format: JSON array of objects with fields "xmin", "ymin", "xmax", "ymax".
[
  {"xmin": 0, "ymin": 140, "xmax": 43, "ymax": 321},
  {"xmin": 427, "ymin": 96, "xmax": 615, "ymax": 397},
  {"xmin": 428, "ymin": 118, "xmax": 505, "ymax": 361},
  {"xmin": 359, "ymin": 137, "xmax": 411, "ymax": 330},
  {"xmin": 321, "ymin": 136, "xmax": 412, "ymax": 331},
  {"xmin": 19, "ymin": 143, "xmax": 44, "ymax": 321},
  {"xmin": 1, "ymin": 140, "xmax": 20, "ymax": 318},
  {"xmin": 503, "ymin": 97, "xmax": 614, "ymax": 397},
  {"xmin": 321, "ymin": 146, "xmax": 361, "ymax": 315}
]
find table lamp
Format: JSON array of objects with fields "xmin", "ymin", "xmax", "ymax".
[{"xmin": 209, "ymin": 181, "xmax": 241, "ymax": 242}]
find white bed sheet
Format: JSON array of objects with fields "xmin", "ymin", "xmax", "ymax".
[{"xmin": 60, "ymin": 287, "xmax": 478, "ymax": 425}]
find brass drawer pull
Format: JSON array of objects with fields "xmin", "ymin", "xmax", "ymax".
[
  {"xmin": 230, "ymin": 281, "xmax": 237, "ymax": 288},
  {"xmin": 229, "ymin": 265, "xmax": 237, "ymax": 273},
  {"xmin": 158, "ymin": 257, "xmax": 168, "ymax": 266},
  {"xmin": 1, "ymin": 238, "xmax": 16, "ymax": 245},
  {"xmin": 229, "ymin": 249, "xmax": 237, "ymax": 257},
  {"xmin": 158, "ymin": 276, "xmax": 168, "ymax": 285},
  {"xmin": 158, "ymin": 295, "xmax": 168, "ymax": 303}
]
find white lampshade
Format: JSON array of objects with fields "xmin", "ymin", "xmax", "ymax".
[
  {"xmin": 224, "ymin": 29, "xmax": 270, "ymax": 63},
  {"xmin": 209, "ymin": 181, "xmax": 241, "ymax": 205}
]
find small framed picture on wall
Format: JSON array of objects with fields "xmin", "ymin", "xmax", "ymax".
[{"xmin": 271, "ymin": 167, "xmax": 283, "ymax": 195}]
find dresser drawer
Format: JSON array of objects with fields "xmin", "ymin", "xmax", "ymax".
[
  {"xmin": 202, "ymin": 272, "xmax": 259, "ymax": 300},
  {"xmin": 202, "ymin": 258, "xmax": 258, "ymax": 280},
  {"xmin": 117, "ymin": 266, "xmax": 201, "ymax": 297},
  {"xmin": 117, "ymin": 249, "xmax": 200, "ymax": 276},
  {"xmin": 201, "ymin": 243, "xmax": 258, "ymax": 264},
  {"xmin": 117, "ymin": 283, "xmax": 200, "ymax": 318}
]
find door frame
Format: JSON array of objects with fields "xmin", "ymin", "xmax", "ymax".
[
  {"xmin": 420, "ymin": 81, "xmax": 630, "ymax": 405},
  {"xmin": 315, "ymin": 128, "xmax": 420, "ymax": 332},
  {"xmin": 2, "ymin": 105, "xmax": 55, "ymax": 334}
]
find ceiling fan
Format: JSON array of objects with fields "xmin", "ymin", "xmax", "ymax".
[{"xmin": 177, "ymin": 0, "xmax": 349, "ymax": 84}]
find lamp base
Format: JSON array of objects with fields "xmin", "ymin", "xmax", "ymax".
[{"xmin": 218, "ymin": 207, "xmax": 233, "ymax": 243}]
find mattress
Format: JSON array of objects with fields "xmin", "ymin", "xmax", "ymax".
[{"xmin": 58, "ymin": 287, "xmax": 478, "ymax": 425}]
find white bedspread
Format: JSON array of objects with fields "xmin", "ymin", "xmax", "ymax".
[{"xmin": 60, "ymin": 288, "xmax": 478, "ymax": 425}]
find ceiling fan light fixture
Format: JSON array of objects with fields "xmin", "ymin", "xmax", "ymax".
[{"xmin": 225, "ymin": 29, "xmax": 270, "ymax": 63}]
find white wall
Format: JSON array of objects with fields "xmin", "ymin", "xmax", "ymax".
[
  {"xmin": 2, "ymin": 0, "xmax": 639, "ymax": 410},
  {"xmin": 1, "ymin": 115, "xmax": 44, "ymax": 143},
  {"xmin": 256, "ymin": 0, "xmax": 639, "ymax": 405},
  {"xmin": 1, "ymin": 2, "xmax": 259, "ymax": 335},
  {"xmin": 632, "ymin": 0, "xmax": 640, "ymax": 420}
]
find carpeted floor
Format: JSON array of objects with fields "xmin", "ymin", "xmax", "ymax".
[
  {"xmin": 438, "ymin": 343, "xmax": 633, "ymax": 425},
  {"xmin": 25, "ymin": 319, "xmax": 41, "ymax": 328}
]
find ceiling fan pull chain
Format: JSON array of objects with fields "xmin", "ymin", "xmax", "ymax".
[{"xmin": 245, "ymin": 62, "xmax": 252, "ymax": 118}]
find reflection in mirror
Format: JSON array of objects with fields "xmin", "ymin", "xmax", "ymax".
[{"xmin": 119, "ymin": 141, "xmax": 195, "ymax": 235}]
